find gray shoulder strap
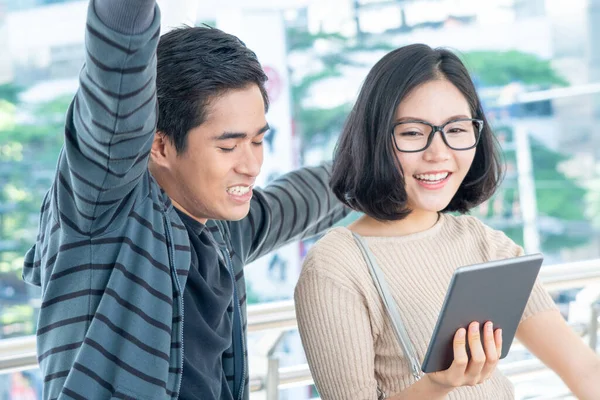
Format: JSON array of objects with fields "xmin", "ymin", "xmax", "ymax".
[{"xmin": 352, "ymin": 232, "xmax": 423, "ymax": 381}]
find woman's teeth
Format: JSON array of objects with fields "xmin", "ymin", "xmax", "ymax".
[{"xmin": 414, "ymin": 172, "xmax": 449, "ymax": 182}]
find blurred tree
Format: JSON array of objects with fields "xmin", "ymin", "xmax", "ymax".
[
  {"xmin": 462, "ymin": 51, "xmax": 590, "ymax": 252},
  {"xmin": 287, "ymin": 28, "xmax": 394, "ymax": 156},
  {"xmin": 462, "ymin": 50, "xmax": 568, "ymax": 87},
  {"xmin": 585, "ymin": 168, "xmax": 600, "ymax": 229},
  {"xmin": 0, "ymin": 84, "xmax": 22, "ymax": 105},
  {"xmin": 0, "ymin": 93, "xmax": 69, "ymax": 275},
  {"xmin": 477, "ymin": 130, "xmax": 590, "ymax": 250}
]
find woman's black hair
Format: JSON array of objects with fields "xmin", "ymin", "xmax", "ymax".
[{"xmin": 330, "ymin": 44, "xmax": 503, "ymax": 220}]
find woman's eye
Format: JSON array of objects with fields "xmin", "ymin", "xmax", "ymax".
[
  {"xmin": 219, "ymin": 147, "xmax": 235, "ymax": 152},
  {"xmin": 400, "ymin": 131, "xmax": 422, "ymax": 137},
  {"xmin": 253, "ymin": 141, "xmax": 264, "ymax": 146}
]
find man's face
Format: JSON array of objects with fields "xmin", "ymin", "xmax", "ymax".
[{"xmin": 158, "ymin": 84, "xmax": 268, "ymax": 223}]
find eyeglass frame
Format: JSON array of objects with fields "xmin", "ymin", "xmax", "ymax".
[{"xmin": 391, "ymin": 118, "xmax": 485, "ymax": 153}]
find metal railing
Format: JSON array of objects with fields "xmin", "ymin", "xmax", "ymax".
[{"xmin": 0, "ymin": 259, "xmax": 598, "ymax": 398}]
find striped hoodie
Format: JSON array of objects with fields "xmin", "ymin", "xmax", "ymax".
[{"xmin": 22, "ymin": 2, "xmax": 349, "ymax": 399}]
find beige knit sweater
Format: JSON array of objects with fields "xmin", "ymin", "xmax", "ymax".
[{"xmin": 294, "ymin": 213, "xmax": 557, "ymax": 400}]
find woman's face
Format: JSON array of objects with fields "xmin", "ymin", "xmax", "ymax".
[{"xmin": 393, "ymin": 79, "xmax": 477, "ymax": 214}]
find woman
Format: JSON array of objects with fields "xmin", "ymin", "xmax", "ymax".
[{"xmin": 294, "ymin": 44, "xmax": 600, "ymax": 400}]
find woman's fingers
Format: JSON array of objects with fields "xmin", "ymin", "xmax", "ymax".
[
  {"xmin": 464, "ymin": 322, "xmax": 486, "ymax": 384},
  {"xmin": 432, "ymin": 327, "xmax": 469, "ymax": 387},
  {"xmin": 495, "ymin": 328, "xmax": 503, "ymax": 357},
  {"xmin": 450, "ymin": 327, "xmax": 468, "ymax": 374},
  {"xmin": 479, "ymin": 322, "xmax": 500, "ymax": 381},
  {"xmin": 430, "ymin": 322, "xmax": 502, "ymax": 389}
]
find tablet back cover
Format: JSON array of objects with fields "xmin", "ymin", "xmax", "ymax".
[{"xmin": 421, "ymin": 253, "xmax": 543, "ymax": 373}]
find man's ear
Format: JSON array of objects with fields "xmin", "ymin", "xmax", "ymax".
[{"xmin": 150, "ymin": 131, "xmax": 173, "ymax": 168}]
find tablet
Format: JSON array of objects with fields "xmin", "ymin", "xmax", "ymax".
[{"xmin": 421, "ymin": 253, "xmax": 544, "ymax": 373}]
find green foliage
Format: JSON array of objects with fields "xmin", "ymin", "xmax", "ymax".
[
  {"xmin": 0, "ymin": 95, "xmax": 70, "ymax": 275},
  {"xmin": 345, "ymin": 42, "xmax": 395, "ymax": 52},
  {"xmin": 462, "ymin": 50, "xmax": 569, "ymax": 87},
  {"xmin": 481, "ymin": 126, "xmax": 590, "ymax": 251},
  {"xmin": 533, "ymin": 137, "xmax": 589, "ymax": 249},
  {"xmin": 0, "ymin": 95, "xmax": 70, "ymax": 146},
  {"xmin": 286, "ymin": 28, "xmax": 346, "ymax": 52},
  {"xmin": 0, "ymin": 83, "xmax": 23, "ymax": 104},
  {"xmin": 292, "ymin": 68, "xmax": 343, "ymax": 105},
  {"xmin": 245, "ymin": 281, "xmax": 262, "ymax": 305},
  {"xmin": 586, "ymin": 175, "xmax": 600, "ymax": 229},
  {"xmin": 530, "ymin": 139, "xmax": 587, "ymax": 221},
  {"xmin": 290, "ymin": 64, "xmax": 351, "ymax": 148},
  {"xmin": 296, "ymin": 104, "xmax": 351, "ymax": 147},
  {"xmin": 288, "ymin": 29, "xmax": 380, "ymax": 148}
]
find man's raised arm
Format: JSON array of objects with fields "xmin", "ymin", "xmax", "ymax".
[{"xmin": 58, "ymin": 0, "xmax": 159, "ymax": 234}]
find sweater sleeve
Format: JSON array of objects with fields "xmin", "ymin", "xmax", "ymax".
[
  {"xmin": 514, "ymin": 246, "xmax": 559, "ymax": 322},
  {"xmin": 294, "ymin": 254, "xmax": 379, "ymax": 400},
  {"xmin": 94, "ymin": 0, "xmax": 155, "ymax": 34},
  {"xmin": 486, "ymin": 227, "xmax": 558, "ymax": 323},
  {"xmin": 230, "ymin": 162, "xmax": 352, "ymax": 265},
  {"xmin": 57, "ymin": 0, "xmax": 160, "ymax": 235}
]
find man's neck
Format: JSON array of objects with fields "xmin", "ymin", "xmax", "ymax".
[
  {"xmin": 149, "ymin": 166, "xmax": 209, "ymax": 225},
  {"xmin": 171, "ymin": 199, "xmax": 208, "ymax": 226}
]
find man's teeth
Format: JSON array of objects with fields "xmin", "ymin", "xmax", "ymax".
[
  {"xmin": 414, "ymin": 172, "xmax": 449, "ymax": 182},
  {"xmin": 227, "ymin": 186, "xmax": 251, "ymax": 195}
]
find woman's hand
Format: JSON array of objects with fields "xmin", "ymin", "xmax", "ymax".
[{"xmin": 425, "ymin": 321, "xmax": 503, "ymax": 390}]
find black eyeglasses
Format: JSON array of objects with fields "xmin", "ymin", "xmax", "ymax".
[{"xmin": 391, "ymin": 118, "xmax": 484, "ymax": 153}]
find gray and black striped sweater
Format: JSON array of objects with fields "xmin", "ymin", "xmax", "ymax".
[{"xmin": 22, "ymin": 3, "xmax": 349, "ymax": 399}]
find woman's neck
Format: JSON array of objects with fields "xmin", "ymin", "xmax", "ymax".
[{"xmin": 349, "ymin": 209, "xmax": 440, "ymax": 237}]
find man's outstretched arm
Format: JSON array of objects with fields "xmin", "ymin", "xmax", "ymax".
[{"xmin": 232, "ymin": 162, "xmax": 352, "ymax": 264}]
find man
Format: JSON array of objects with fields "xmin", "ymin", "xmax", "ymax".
[{"xmin": 22, "ymin": 0, "xmax": 349, "ymax": 398}]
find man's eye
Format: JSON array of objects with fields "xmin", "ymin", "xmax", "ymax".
[
  {"xmin": 219, "ymin": 147, "xmax": 235, "ymax": 152},
  {"xmin": 253, "ymin": 141, "xmax": 264, "ymax": 146}
]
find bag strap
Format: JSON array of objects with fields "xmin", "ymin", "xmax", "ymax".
[{"xmin": 352, "ymin": 232, "xmax": 423, "ymax": 381}]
